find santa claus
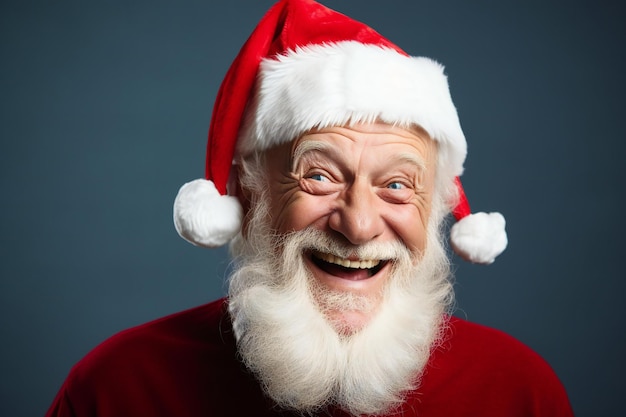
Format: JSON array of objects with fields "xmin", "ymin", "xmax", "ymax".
[{"xmin": 46, "ymin": 1, "xmax": 573, "ymax": 416}]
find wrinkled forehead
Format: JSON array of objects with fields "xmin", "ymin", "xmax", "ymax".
[{"xmin": 289, "ymin": 122, "xmax": 438, "ymax": 163}]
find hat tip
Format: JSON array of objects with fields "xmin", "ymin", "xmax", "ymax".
[
  {"xmin": 173, "ymin": 179, "xmax": 243, "ymax": 248},
  {"xmin": 450, "ymin": 211, "xmax": 508, "ymax": 264}
]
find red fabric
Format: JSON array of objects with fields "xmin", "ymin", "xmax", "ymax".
[
  {"xmin": 46, "ymin": 298, "xmax": 574, "ymax": 417},
  {"xmin": 452, "ymin": 176, "xmax": 471, "ymax": 221},
  {"xmin": 206, "ymin": 0, "xmax": 404, "ymax": 195}
]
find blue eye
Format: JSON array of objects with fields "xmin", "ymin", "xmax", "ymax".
[
  {"xmin": 387, "ymin": 182, "xmax": 404, "ymax": 190},
  {"xmin": 310, "ymin": 174, "xmax": 327, "ymax": 182}
]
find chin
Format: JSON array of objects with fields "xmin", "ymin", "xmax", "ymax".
[
  {"xmin": 311, "ymin": 281, "xmax": 385, "ymax": 335},
  {"xmin": 326, "ymin": 308, "xmax": 375, "ymax": 335}
]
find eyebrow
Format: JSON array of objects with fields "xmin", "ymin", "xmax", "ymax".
[
  {"xmin": 395, "ymin": 152, "xmax": 426, "ymax": 171},
  {"xmin": 291, "ymin": 140, "xmax": 336, "ymax": 171}
]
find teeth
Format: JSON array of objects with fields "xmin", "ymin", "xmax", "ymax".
[{"xmin": 314, "ymin": 251, "xmax": 381, "ymax": 269}]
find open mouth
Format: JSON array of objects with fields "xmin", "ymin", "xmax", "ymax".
[{"xmin": 309, "ymin": 250, "xmax": 387, "ymax": 280}]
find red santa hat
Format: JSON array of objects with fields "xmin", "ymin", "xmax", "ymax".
[{"xmin": 173, "ymin": 0, "xmax": 507, "ymax": 264}]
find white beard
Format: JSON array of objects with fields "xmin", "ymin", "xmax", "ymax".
[{"xmin": 227, "ymin": 191, "xmax": 453, "ymax": 416}]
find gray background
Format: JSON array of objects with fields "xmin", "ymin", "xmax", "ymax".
[{"xmin": 1, "ymin": 0, "xmax": 624, "ymax": 416}]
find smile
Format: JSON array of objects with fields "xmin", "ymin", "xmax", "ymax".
[{"xmin": 309, "ymin": 250, "xmax": 387, "ymax": 280}]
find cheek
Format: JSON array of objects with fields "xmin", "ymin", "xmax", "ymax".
[
  {"xmin": 272, "ymin": 195, "xmax": 333, "ymax": 233},
  {"xmin": 385, "ymin": 205, "xmax": 429, "ymax": 255},
  {"xmin": 394, "ymin": 181, "xmax": 436, "ymax": 256}
]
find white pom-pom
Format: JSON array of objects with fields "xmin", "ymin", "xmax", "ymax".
[
  {"xmin": 450, "ymin": 212, "xmax": 507, "ymax": 264},
  {"xmin": 173, "ymin": 179, "xmax": 243, "ymax": 248}
]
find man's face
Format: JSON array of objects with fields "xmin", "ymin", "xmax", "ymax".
[{"xmin": 263, "ymin": 122, "xmax": 438, "ymax": 330}]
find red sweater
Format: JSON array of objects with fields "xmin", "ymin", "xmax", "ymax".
[{"xmin": 46, "ymin": 298, "xmax": 574, "ymax": 416}]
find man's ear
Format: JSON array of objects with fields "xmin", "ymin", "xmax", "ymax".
[{"xmin": 229, "ymin": 164, "xmax": 252, "ymax": 236}]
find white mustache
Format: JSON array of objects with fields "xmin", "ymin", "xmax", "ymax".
[{"xmin": 285, "ymin": 227, "xmax": 411, "ymax": 264}]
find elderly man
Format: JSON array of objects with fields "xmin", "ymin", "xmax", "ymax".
[{"xmin": 46, "ymin": 1, "xmax": 573, "ymax": 416}]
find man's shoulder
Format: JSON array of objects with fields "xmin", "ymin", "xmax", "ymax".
[
  {"xmin": 435, "ymin": 316, "xmax": 561, "ymax": 381},
  {"xmin": 71, "ymin": 299, "xmax": 232, "ymax": 379},
  {"xmin": 414, "ymin": 316, "xmax": 574, "ymax": 417},
  {"xmin": 446, "ymin": 316, "xmax": 544, "ymax": 359},
  {"xmin": 46, "ymin": 298, "xmax": 275, "ymax": 416}
]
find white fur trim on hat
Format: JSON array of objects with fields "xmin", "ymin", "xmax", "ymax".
[
  {"xmin": 237, "ymin": 41, "xmax": 467, "ymax": 178},
  {"xmin": 450, "ymin": 212, "xmax": 508, "ymax": 264},
  {"xmin": 173, "ymin": 179, "xmax": 243, "ymax": 248}
]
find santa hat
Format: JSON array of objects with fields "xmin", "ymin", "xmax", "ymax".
[{"xmin": 173, "ymin": 0, "xmax": 507, "ymax": 264}]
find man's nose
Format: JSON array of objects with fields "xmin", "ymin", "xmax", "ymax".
[{"xmin": 328, "ymin": 180, "xmax": 384, "ymax": 245}]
